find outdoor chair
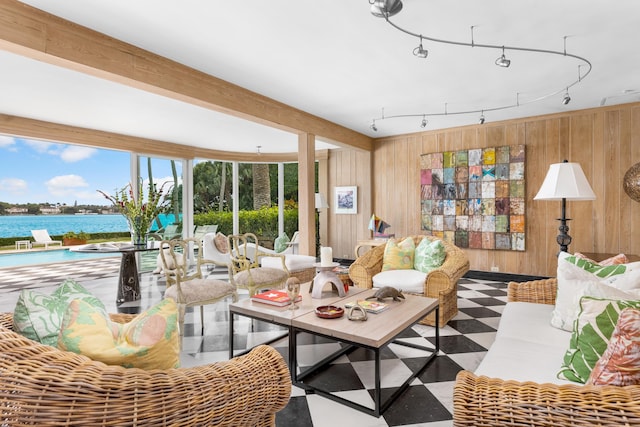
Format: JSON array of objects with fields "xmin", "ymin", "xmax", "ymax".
[
  {"xmin": 159, "ymin": 237, "xmax": 237, "ymax": 335},
  {"xmin": 227, "ymin": 233, "xmax": 289, "ymax": 296},
  {"xmin": 30, "ymin": 229, "xmax": 62, "ymax": 249},
  {"xmin": 193, "ymin": 224, "xmax": 218, "ymax": 242}
]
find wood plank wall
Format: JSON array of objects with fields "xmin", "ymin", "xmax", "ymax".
[{"xmin": 327, "ymin": 102, "xmax": 640, "ymax": 277}]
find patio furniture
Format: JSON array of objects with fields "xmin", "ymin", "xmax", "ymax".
[
  {"xmin": 148, "ymin": 223, "xmax": 181, "ymax": 242},
  {"xmin": 15, "ymin": 240, "xmax": 31, "ymax": 250},
  {"xmin": 160, "ymin": 237, "xmax": 237, "ymax": 334},
  {"xmin": 193, "ymin": 224, "xmax": 218, "ymax": 242},
  {"xmin": 227, "ymin": 233, "xmax": 289, "ymax": 296},
  {"xmin": 0, "ymin": 312, "xmax": 291, "ymax": 426},
  {"xmin": 348, "ymin": 235, "xmax": 469, "ymax": 327},
  {"xmin": 30, "ymin": 229, "xmax": 62, "ymax": 249},
  {"xmin": 202, "ymin": 232, "xmax": 233, "ymax": 267}
]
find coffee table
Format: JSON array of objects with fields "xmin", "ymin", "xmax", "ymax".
[{"xmin": 228, "ymin": 284, "xmax": 439, "ymax": 417}]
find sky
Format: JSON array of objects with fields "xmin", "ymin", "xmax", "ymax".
[{"xmin": 0, "ymin": 135, "xmax": 178, "ymax": 206}]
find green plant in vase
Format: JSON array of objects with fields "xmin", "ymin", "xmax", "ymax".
[{"xmin": 98, "ymin": 179, "xmax": 173, "ymax": 246}]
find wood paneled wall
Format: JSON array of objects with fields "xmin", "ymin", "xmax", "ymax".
[{"xmin": 326, "ymin": 102, "xmax": 640, "ymax": 277}]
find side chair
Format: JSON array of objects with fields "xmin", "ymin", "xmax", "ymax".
[
  {"xmin": 227, "ymin": 233, "xmax": 289, "ymax": 296},
  {"xmin": 160, "ymin": 238, "xmax": 237, "ymax": 335}
]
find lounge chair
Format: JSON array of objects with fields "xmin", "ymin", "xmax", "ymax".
[
  {"xmin": 193, "ymin": 224, "xmax": 218, "ymax": 242},
  {"xmin": 30, "ymin": 229, "xmax": 62, "ymax": 249}
]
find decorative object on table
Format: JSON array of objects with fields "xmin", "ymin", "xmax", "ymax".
[
  {"xmin": 250, "ymin": 289, "xmax": 302, "ymax": 307},
  {"xmin": 286, "ymin": 277, "xmax": 301, "ymax": 310},
  {"xmin": 368, "ymin": 214, "xmax": 392, "ymax": 238},
  {"xmin": 623, "ymin": 162, "xmax": 640, "ymax": 203},
  {"xmin": 310, "ymin": 261, "xmax": 346, "ymax": 299},
  {"xmin": 315, "ymin": 305, "xmax": 344, "ymax": 319},
  {"xmin": 334, "ymin": 186, "xmax": 358, "ymax": 214},
  {"xmin": 420, "ymin": 145, "xmax": 526, "ymax": 251},
  {"xmin": 344, "ymin": 299, "xmax": 389, "ymax": 314},
  {"xmin": 98, "ymin": 179, "xmax": 172, "ymax": 246},
  {"xmin": 347, "ymin": 304, "xmax": 368, "ymax": 321},
  {"xmin": 366, "ymin": 286, "xmax": 405, "ymax": 302},
  {"xmin": 320, "ymin": 246, "xmax": 333, "ymax": 266},
  {"xmin": 534, "ymin": 160, "xmax": 596, "ymax": 253}
]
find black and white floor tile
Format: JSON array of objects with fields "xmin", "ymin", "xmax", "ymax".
[{"xmin": 0, "ymin": 258, "xmax": 509, "ymax": 427}]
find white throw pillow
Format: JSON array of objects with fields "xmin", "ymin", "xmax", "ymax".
[{"xmin": 551, "ymin": 252, "xmax": 640, "ymax": 331}]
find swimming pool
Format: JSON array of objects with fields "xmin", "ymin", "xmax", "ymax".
[{"xmin": 0, "ymin": 249, "xmax": 118, "ymax": 268}]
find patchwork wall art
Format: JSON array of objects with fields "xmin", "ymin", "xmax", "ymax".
[{"xmin": 420, "ymin": 145, "xmax": 525, "ymax": 251}]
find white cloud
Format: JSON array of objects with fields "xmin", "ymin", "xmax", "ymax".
[
  {"xmin": 0, "ymin": 178, "xmax": 27, "ymax": 193},
  {"xmin": 0, "ymin": 135, "xmax": 16, "ymax": 149},
  {"xmin": 45, "ymin": 174, "xmax": 89, "ymax": 197},
  {"xmin": 25, "ymin": 139, "xmax": 56, "ymax": 153},
  {"xmin": 60, "ymin": 145, "xmax": 97, "ymax": 162}
]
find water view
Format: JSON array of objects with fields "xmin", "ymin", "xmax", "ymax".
[{"xmin": 0, "ymin": 214, "xmax": 129, "ymax": 238}]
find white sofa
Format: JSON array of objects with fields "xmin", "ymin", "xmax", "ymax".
[{"xmin": 453, "ymin": 278, "xmax": 640, "ymax": 426}]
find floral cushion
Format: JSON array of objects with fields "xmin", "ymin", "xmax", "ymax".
[
  {"xmin": 12, "ymin": 279, "xmax": 106, "ymax": 347},
  {"xmin": 58, "ymin": 297, "xmax": 180, "ymax": 370},
  {"xmin": 575, "ymin": 252, "xmax": 629, "ymax": 267},
  {"xmin": 214, "ymin": 232, "xmax": 228, "ymax": 253},
  {"xmin": 587, "ymin": 307, "xmax": 640, "ymax": 386},
  {"xmin": 550, "ymin": 252, "xmax": 640, "ymax": 331},
  {"xmin": 564, "ymin": 253, "xmax": 632, "ymax": 279},
  {"xmin": 382, "ymin": 237, "xmax": 415, "ymax": 271},
  {"xmin": 558, "ymin": 297, "xmax": 640, "ymax": 383},
  {"xmin": 274, "ymin": 232, "xmax": 290, "ymax": 253},
  {"xmin": 414, "ymin": 238, "xmax": 445, "ymax": 273}
]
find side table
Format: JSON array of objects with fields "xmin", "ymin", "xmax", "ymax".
[
  {"xmin": 15, "ymin": 240, "xmax": 31, "ymax": 250},
  {"xmin": 310, "ymin": 262, "xmax": 346, "ymax": 298}
]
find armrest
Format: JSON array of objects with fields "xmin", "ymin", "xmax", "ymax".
[
  {"xmin": 507, "ymin": 278, "xmax": 557, "ymax": 305},
  {"xmin": 453, "ymin": 370, "xmax": 640, "ymax": 426},
  {"xmin": 424, "ymin": 248, "xmax": 470, "ymax": 297},
  {"xmin": 257, "ymin": 252, "xmax": 290, "ymax": 274},
  {"xmin": 349, "ymin": 244, "xmax": 386, "ymax": 289}
]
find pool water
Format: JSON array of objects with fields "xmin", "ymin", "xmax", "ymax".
[{"xmin": 0, "ymin": 249, "xmax": 117, "ymax": 268}]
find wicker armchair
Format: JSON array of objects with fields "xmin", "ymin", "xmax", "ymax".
[
  {"xmin": 453, "ymin": 278, "xmax": 640, "ymax": 426},
  {"xmin": 0, "ymin": 312, "xmax": 291, "ymax": 427},
  {"xmin": 348, "ymin": 235, "xmax": 470, "ymax": 326}
]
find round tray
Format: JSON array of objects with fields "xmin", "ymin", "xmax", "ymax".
[{"xmin": 315, "ymin": 305, "xmax": 344, "ymax": 319}]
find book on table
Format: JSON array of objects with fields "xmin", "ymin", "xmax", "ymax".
[
  {"xmin": 344, "ymin": 299, "xmax": 389, "ymax": 314},
  {"xmin": 251, "ymin": 290, "xmax": 302, "ymax": 307}
]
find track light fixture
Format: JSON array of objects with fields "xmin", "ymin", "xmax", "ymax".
[
  {"xmin": 369, "ymin": 0, "xmax": 403, "ymax": 18},
  {"xmin": 413, "ymin": 36, "xmax": 428, "ymax": 58},
  {"xmin": 367, "ymin": 2, "xmax": 592, "ymax": 132},
  {"xmin": 495, "ymin": 46, "xmax": 511, "ymax": 67}
]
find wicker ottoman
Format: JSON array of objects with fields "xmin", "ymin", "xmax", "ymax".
[{"xmin": 261, "ymin": 254, "xmax": 317, "ymax": 283}]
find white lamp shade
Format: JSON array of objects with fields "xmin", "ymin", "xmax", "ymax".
[
  {"xmin": 534, "ymin": 162, "xmax": 596, "ymax": 201},
  {"xmin": 315, "ymin": 193, "xmax": 329, "ymax": 209}
]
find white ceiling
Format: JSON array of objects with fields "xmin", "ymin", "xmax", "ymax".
[{"xmin": 3, "ymin": 0, "xmax": 640, "ymax": 154}]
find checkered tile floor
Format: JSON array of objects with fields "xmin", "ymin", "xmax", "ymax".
[{"xmin": 0, "ymin": 258, "xmax": 509, "ymax": 427}]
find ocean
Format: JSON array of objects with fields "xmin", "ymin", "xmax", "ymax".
[{"xmin": 0, "ymin": 214, "xmax": 177, "ymax": 238}]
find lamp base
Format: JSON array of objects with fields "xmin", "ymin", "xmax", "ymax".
[{"xmin": 556, "ymin": 217, "xmax": 572, "ymax": 253}]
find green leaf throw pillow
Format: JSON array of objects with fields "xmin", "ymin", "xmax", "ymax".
[
  {"xmin": 564, "ymin": 255, "xmax": 630, "ymax": 279},
  {"xmin": 58, "ymin": 297, "xmax": 180, "ymax": 370},
  {"xmin": 558, "ymin": 297, "xmax": 640, "ymax": 383},
  {"xmin": 414, "ymin": 238, "xmax": 446, "ymax": 273},
  {"xmin": 13, "ymin": 279, "xmax": 106, "ymax": 347},
  {"xmin": 274, "ymin": 232, "xmax": 290, "ymax": 253},
  {"xmin": 382, "ymin": 237, "xmax": 415, "ymax": 271}
]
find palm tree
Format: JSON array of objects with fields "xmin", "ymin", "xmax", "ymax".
[{"xmin": 252, "ymin": 164, "xmax": 271, "ymax": 209}]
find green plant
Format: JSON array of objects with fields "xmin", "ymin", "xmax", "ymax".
[{"xmin": 62, "ymin": 231, "xmax": 90, "ymax": 240}]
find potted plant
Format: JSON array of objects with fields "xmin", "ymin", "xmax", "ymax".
[{"xmin": 62, "ymin": 231, "xmax": 90, "ymax": 246}]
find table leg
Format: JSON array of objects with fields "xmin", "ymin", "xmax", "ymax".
[{"xmin": 116, "ymin": 251, "xmax": 141, "ymax": 303}]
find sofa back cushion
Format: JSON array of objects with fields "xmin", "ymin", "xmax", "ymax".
[
  {"xmin": 414, "ymin": 238, "xmax": 445, "ymax": 273},
  {"xmin": 13, "ymin": 279, "xmax": 106, "ymax": 347},
  {"xmin": 382, "ymin": 237, "xmax": 415, "ymax": 271}
]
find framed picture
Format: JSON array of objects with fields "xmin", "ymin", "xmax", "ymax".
[{"xmin": 334, "ymin": 186, "xmax": 358, "ymax": 214}]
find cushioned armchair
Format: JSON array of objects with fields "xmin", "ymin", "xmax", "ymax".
[
  {"xmin": 348, "ymin": 235, "xmax": 469, "ymax": 326},
  {"xmin": 0, "ymin": 312, "xmax": 291, "ymax": 427}
]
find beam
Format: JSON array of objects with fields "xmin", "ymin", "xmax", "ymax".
[{"xmin": 0, "ymin": 0, "xmax": 373, "ymax": 152}]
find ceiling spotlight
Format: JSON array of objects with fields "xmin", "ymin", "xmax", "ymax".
[
  {"xmin": 562, "ymin": 89, "xmax": 571, "ymax": 105},
  {"xmin": 495, "ymin": 46, "xmax": 511, "ymax": 68},
  {"xmin": 420, "ymin": 116, "xmax": 428, "ymax": 128},
  {"xmin": 413, "ymin": 36, "xmax": 428, "ymax": 58},
  {"xmin": 370, "ymin": 120, "xmax": 378, "ymax": 132},
  {"xmin": 370, "ymin": 0, "xmax": 403, "ymax": 18},
  {"xmin": 479, "ymin": 112, "xmax": 485, "ymax": 124}
]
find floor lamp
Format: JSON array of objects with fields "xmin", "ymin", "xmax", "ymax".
[{"xmin": 534, "ymin": 160, "xmax": 596, "ymax": 253}]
